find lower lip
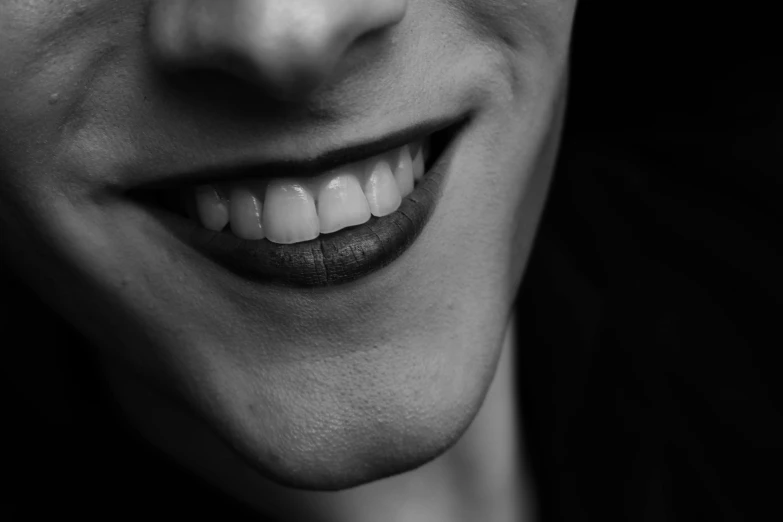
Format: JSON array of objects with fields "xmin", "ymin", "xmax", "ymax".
[{"xmin": 145, "ymin": 121, "xmax": 465, "ymax": 287}]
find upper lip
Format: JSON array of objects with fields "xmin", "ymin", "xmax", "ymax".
[{"xmin": 133, "ymin": 115, "xmax": 460, "ymax": 192}]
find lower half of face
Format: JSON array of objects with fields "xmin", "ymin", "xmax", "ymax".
[{"xmin": 0, "ymin": 0, "xmax": 575, "ymax": 489}]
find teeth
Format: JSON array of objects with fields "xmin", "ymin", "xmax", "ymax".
[
  {"xmin": 392, "ymin": 145, "xmax": 415, "ymax": 198},
  {"xmin": 188, "ymin": 138, "xmax": 432, "ymax": 244},
  {"xmin": 195, "ymin": 185, "xmax": 229, "ymax": 231},
  {"xmin": 229, "ymin": 181, "xmax": 266, "ymax": 240},
  {"xmin": 410, "ymin": 141, "xmax": 422, "ymax": 159},
  {"xmin": 412, "ymin": 144, "xmax": 425, "ymax": 182},
  {"xmin": 363, "ymin": 158, "xmax": 402, "ymax": 217},
  {"xmin": 315, "ymin": 168, "xmax": 371, "ymax": 234},
  {"xmin": 262, "ymin": 180, "xmax": 320, "ymax": 244}
]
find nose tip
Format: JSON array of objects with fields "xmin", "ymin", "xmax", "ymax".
[{"xmin": 148, "ymin": 0, "xmax": 407, "ymax": 100}]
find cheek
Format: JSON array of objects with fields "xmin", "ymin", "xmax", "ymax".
[
  {"xmin": 442, "ymin": 71, "xmax": 565, "ymax": 278},
  {"xmin": 0, "ymin": 4, "xmax": 84, "ymax": 126},
  {"xmin": 446, "ymin": 0, "xmax": 577, "ymax": 54},
  {"xmin": 0, "ymin": 1, "xmax": 142, "ymax": 163},
  {"xmin": 0, "ymin": 3, "xmax": 144, "ymax": 266}
]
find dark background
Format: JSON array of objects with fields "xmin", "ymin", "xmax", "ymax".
[
  {"xmin": 518, "ymin": 2, "xmax": 782, "ymax": 520},
  {"xmin": 3, "ymin": 2, "xmax": 781, "ymax": 520}
]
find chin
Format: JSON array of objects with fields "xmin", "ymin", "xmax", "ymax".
[
  {"xmin": 150, "ymin": 325, "xmax": 501, "ymax": 491},
  {"xmin": 226, "ymin": 403, "xmax": 476, "ymax": 491}
]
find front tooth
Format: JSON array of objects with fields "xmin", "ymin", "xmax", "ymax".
[
  {"xmin": 363, "ymin": 158, "xmax": 402, "ymax": 217},
  {"xmin": 229, "ymin": 181, "xmax": 266, "ymax": 240},
  {"xmin": 195, "ymin": 185, "xmax": 229, "ymax": 231},
  {"xmin": 316, "ymin": 169, "xmax": 371, "ymax": 234},
  {"xmin": 412, "ymin": 144, "xmax": 425, "ymax": 182},
  {"xmin": 410, "ymin": 141, "xmax": 422, "ymax": 159},
  {"xmin": 263, "ymin": 180, "xmax": 320, "ymax": 244},
  {"xmin": 392, "ymin": 145, "xmax": 415, "ymax": 198}
]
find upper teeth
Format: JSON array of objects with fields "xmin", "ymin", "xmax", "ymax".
[{"xmin": 193, "ymin": 139, "xmax": 428, "ymax": 244}]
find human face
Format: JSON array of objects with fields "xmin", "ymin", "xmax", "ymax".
[{"xmin": 0, "ymin": 0, "xmax": 576, "ymax": 489}]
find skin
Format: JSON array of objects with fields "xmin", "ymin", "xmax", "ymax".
[{"xmin": 0, "ymin": 0, "xmax": 576, "ymax": 519}]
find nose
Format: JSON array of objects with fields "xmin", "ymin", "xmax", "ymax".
[{"xmin": 148, "ymin": 0, "xmax": 407, "ymax": 100}]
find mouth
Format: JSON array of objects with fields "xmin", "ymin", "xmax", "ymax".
[{"xmin": 132, "ymin": 116, "xmax": 467, "ymax": 287}]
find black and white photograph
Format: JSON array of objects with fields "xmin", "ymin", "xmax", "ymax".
[{"xmin": 1, "ymin": 1, "xmax": 780, "ymax": 520}]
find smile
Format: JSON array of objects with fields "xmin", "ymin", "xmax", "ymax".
[{"xmin": 136, "ymin": 116, "xmax": 467, "ymax": 287}]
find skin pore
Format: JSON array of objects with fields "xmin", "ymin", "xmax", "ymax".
[{"xmin": 0, "ymin": 1, "xmax": 576, "ymax": 520}]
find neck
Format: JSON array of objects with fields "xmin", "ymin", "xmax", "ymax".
[{"xmin": 106, "ymin": 315, "xmax": 534, "ymax": 522}]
